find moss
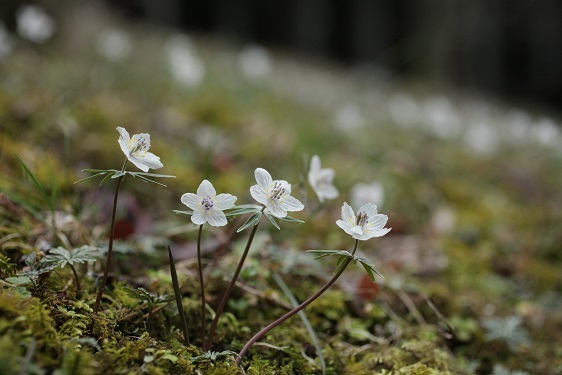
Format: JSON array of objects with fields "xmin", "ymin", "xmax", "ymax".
[{"xmin": 0, "ymin": 289, "xmax": 62, "ymax": 369}]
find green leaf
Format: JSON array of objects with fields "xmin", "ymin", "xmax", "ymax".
[
  {"xmin": 99, "ymin": 171, "xmax": 119, "ymax": 186},
  {"xmin": 264, "ymin": 212, "xmax": 280, "ymax": 230},
  {"xmin": 74, "ymin": 172, "xmax": 108, "ymax": 184},
  {"xmin": 127, "ymin": 171, "xmax": 176, "ymax": 179},
  {"xmin": 173, "ymin": 210, "xmax": 194, "ymax": 216},
  {"xmin": 47, "ymin": 246, "xmax": 101, "ymax": 268},
  {"xmin": 277, "ymin": 215, "xmax": 305, "ymax": 224},
  {"xmin": 5, "ymin": 276, "xmax": 32, "ymax": 285},
  {"xmin": 236, "ymin": 212, "xmax": 262, "ymax": 233}
]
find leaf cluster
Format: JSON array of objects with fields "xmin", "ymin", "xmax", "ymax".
[
  {"xmin": 75, "ymin": 169, "xmax": 176, "ymax": 187},
  {"xmin": 46, "ymin": 246, "xmax": 102, "ymax": 269},
  {"xmin": 307, "ymin": 249, "xmax": 383, "ymax": 282}
]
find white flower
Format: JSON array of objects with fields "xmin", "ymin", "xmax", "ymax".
[
  {"xmin": 336, "ymin": 202, "xmax": 390, "ymax": 241},
  {"xmin": 308, "ymin": 155, "xmax": 338, "ymax": 202},
  {"xmin": 238, "ymin": 45, "xmax": 272, "ymax": 80},
  {"xmin": 96, "ymin": 28, "xmax": 132, "ymax": 62},
  {"xmin": 166, "ymin": 34, "xmax": 205, "ymax": 87},
  {"xmin": 16, "ymin": 5, "xmax": 56, "ymax": 43},
  {"xmin": 181, "ymin": 180, "xmax": 237, "ymax": 227},
  {"xmin": 250, "ymin": 168, "xmax": 304, "ymax": 218},
  {"xmin": 117, "ymin": 126, "xmax": 163, "ymax": 172},
  {"xmin": 350, "ymin": 181, "xmax": 384, "ymax": 209}
]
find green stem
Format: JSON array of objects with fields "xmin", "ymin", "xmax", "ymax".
[
  {"xmin": 93, "ymin": 159, "xmax": 128, "ymax": 314},
  {"xmin": 236, "ymin": 239, "xmax": 359, "ymax": 365},
  {"xmin": 205, "ymin": 208, "xmax": 264, "ymax": 351},
  {"xmin": 197, "ymin": 225, "xmax": 206, "ymax": 348},
  {"xmin": 69, "ymin": 264, "xmax": 81, "ymax": 297}
]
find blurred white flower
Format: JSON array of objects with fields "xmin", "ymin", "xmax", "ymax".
[
  {"xmin": 96, "ymin": 29, "xmax": 132, "ymax": 62},
  {"xmin": 350, "ymin": 181, "xmax": 384, "ymax": 209},
  {"xmin": 334, "ymin": 103, "xmax": 365, "ymax": 131},
  {"xmin": 166, "ymin": 34, "xmax": 205, "ymax": 87},
  {"xmin": 308, "ymin": 155, "xmax": 338, "ymax": 203},
  {"xmin": 250, "ymin": 168, "xmax": 304, "ymax": 218},
  {"xmin": 0, "ymin": 22, "xmax": 14, "ymax": 59},
  {"xmin": 238, "ymin": 45, "xmax": 272, "ymax": 80},
  {"xmin": 463, "ymin": 122, "xmax": 499, "ymax": 156},
  {"xmin": 16, "ymin": 5, "xmax": 56, "ymax": 43},
  {"xmin": 532, "ymin": 117, "xmax": 559, "ymax": 147},
  {"xmin": 181, "ymin": 180, "xmax": 237, "ymax": 227},
  {"xmin": 336, "ymin": 202, "xmax": 390, "ymax": 241},
  {"xmin": 505, "ymin": 109, "xmax": 531, "ymax": 143},
  {"xmin": 422, "ymin": 96, "xmax": 462, "ymax": 139},
  {"xmin": 430, "ymin": 206, "xmax": 456, "ymax": 235},
  {"xmin": 388, "ymin": 92, "xmax": 419, "ymax": 128},
  {"xmin": 117, "ymin": 126, "xmax": 163, "ymax": 172}
]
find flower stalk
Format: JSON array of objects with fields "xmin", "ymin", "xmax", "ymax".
[
  {"xmin": 196, "ymin": 224, "xmax": 206, "ymax": 347},
  {"xmin": 204, "ymin": 208, "xmax": 263, "ymax": 351},
  {"xmin": 93, "ymin": 159, "xmax": 128, "ymax": 314},
  {"xmin": 236, "ymin": 239, "xmax": 359, "ymax": 365}
]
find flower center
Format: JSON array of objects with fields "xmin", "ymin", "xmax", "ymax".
[
  {"xmin": 201, "ymin": 195, "xmax": 214, "ymax": 211},
  {"xmin": 356, "ymin": 212, "xmax": 368, "ymax": 227},
  {"xmin": 130, "ymin": 136, "xmax": 149, "ymax": 155},
  {"xmin": 269, "ymin": 181, "xmax": 285, "ymax": 201}
]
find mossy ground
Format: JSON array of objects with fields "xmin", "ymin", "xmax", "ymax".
[{"xmin": 1, "ymin": 3, "xmax": 562, "ymax": 374}]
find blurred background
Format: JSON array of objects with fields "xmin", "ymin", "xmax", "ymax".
[
  {"xmin": 2, "ymin": 0, "xmax": 561, "ymax": 110},
  {"xmin": 1, "ymin": 1, "xmax": 562, "ymax": 374}
]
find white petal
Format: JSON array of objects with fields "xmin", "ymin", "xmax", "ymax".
[
  {"xmin": 280, "ymin": 195, "xmax": 304, "ymax": 212},
  {"xmin": 366, "ymin": 227, "xmax": 391, "ymax": 238},
  {"xmin": 215, "ymin": 193, "xmax": 237, "ymax": 210},
  {"xmin": 118, "ymin": 139, "xmax": 131, "ymax": 158},
  {"xmin": 319, "ymin": 185, "xmax": 339, "ymax": 200},
  {"xmin": 310, "ymin": 155, "xmax": 321, "ymax": 173},
  {"xmin": 254, "ymin": 168, "xmax": 272, "ymax": 189},
  {"xmin": 191, "ymin": 210, "xmax": 206, "ymax": 225},
  {"xmin": 132, "ymin": 133, "xmax": 151, "ymax": 149},
  {"xmin": 368, "ymin": 214, "xmax": 388, "ymax": 230},
  {"xmin": 250, "ymin": 185, "xmax": 268, "ymax": 205},
  {"xmin": 358, "ymin": 203, "xmax": 377, "ymax": 218},
  {"xmin": 340, "ymin": 202, "xmax": 356, "ymax": 224},
  {"xmin": 336, "ymin": 220, "xmax": 355, "ymax": 237},
  {"xmin": 207, "ymin": 209, "xmax": 228, "ymax": 227},
  {"xmin": 140, "ymin": 152, "xmax": 163, "ymax": 170},
  {"xmin": 116, "ymin": 126, "xmax": 130, "ymax": 142},
  {"xmin": 128, "ymin": 156, "xmax": 149, "ymax": 172},
  {"xmin": 181, "ymin": 193, "xmax": 199, "ymax": 210},
  {"xmin": 197, "ymin": 180, "xmax": 216, "ymax": 198},
  {"xmin": 266, "ymin": 202, "xmax": 287, "ymax": 218}
]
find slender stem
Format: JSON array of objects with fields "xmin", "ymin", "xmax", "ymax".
[
  {"xmin": 70, "ymin": 264, "xmax": 81, "ymax": 297},
  {"xmin": 197, "ymin": 225, "xmax": 206, "ymax": 348},
  {"xmin": 236, "ymin": 240, "xmax": 360, "ymax": 365},
  {"xmin": 93, "ymin": 159, "xmax": 128, "ymax": 314},
  {"xmin": 205, "ymin": 209, "xmax": 264, "ymax": 351},
  {"xmin": 168, "ymin": 246, "xmax": 190, "ymax": 345}
]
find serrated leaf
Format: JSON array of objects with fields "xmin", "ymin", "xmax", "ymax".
[
  {"xmin": 236, "ymin": 212, "xmax": 262, "ymax": 233},
  {"xmin": 264, "ymin": 212, "xmax": 280, "ymax": 230}
]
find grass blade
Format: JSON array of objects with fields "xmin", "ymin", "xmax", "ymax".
[
  {"xmin": 168, "ymin": 246, "xmax": 190, "ymax": 346},
  {"xmin": 15, "ymin": 154, "xmax": 53, "ymax": 212}
]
